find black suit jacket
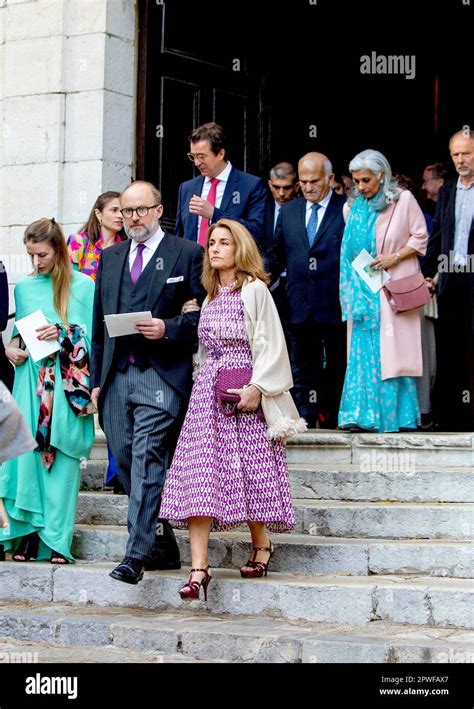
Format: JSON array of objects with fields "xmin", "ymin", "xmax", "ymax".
[
  {"xmin": 269, "ymin": 191, "xmax": 346, "ymax": 324},
  {"xmin": 422, "ymin": 179, "xmax": 474, "ymax": 299},
  {"xmin": 263, "ymin": 197, "xmax": 278, "ymax": 256},
  {"xmin": 174, "ymin": 166, "xmax": 267, "ymax": 247},
  {"xmin": 0, "ymin": 261, "xmax": 14, "ymax": 391},
  {"xmin": 91, "ymin": 232, "xmax": 205, "ymax": 418}
]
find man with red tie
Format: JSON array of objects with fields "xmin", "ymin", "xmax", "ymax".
[{"xmin": 174, "ymin": 122, "xmax": 267, "ymax": 250}]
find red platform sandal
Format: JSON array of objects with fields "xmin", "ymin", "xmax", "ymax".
[
  {"xmin": 240, "ymin": 541, "xmax": 274, "ymax": 578},
  {"xmin": 179, "ymin": 566, "xmax": 212, "ymax": 601}
]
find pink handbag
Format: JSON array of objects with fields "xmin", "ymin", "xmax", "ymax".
[
  {"xmin": 383, "ymin": 272, "xmax": 431, "ymax": 313},
  {"xmin": 380, "ymin": 201, "xmax": 431, "ymax": 314},
  {"xmin": 216, "ymin": 368, "xmax": 264, "ymax": 420}
]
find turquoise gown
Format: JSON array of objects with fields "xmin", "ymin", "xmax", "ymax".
[
  {"xmin": 0, "ymin": 270, "xmax": 95, "ymax": 561},
  {"xmin": 338, "ymin": 195, "xmax": 420, "ymax": 432}
]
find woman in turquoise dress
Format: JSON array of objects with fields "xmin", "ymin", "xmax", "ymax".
[
  {"xmin": 0, "ymin": 218, "xmax": 95, "ymax": 563},
  {"xmin": 338, "ymin": 149, "xmax": 428, "ymax": 432}
]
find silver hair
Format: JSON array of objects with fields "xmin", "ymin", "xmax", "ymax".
[
  {"xmin": 347, "ymin": 149, "xmax": 401, "ymax": 209},
  {"xmin": 269, "ymin": 163, "xmax": 297, "ymax": 181}
]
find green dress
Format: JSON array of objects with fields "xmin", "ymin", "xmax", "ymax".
[{"xmin": 0, "ymin": 270, "xmax": 95, "ymax": 561}]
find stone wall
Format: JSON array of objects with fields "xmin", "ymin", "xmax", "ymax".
[{"xmin": 0, "ymin": 0, "xmax": 136, "ymax": 315}]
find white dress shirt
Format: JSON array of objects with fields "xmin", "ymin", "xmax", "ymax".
[
  {"xmin": 128, "ymin": 226, "xmax": 165, "ymax": 273},
  {"xmin": 453, "ymin": 177, "xmax": 474, "ymax": 267},
  {"xmin": 273, "ymin": 202, "xmax": 281, "ymax": 229}
]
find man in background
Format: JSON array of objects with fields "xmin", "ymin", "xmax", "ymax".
[{"xmin": 175, "ymin": 122, "xmax": 267, "ymax": 250}]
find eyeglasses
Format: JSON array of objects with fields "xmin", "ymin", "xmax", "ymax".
[
  {"xmin": 187, "ymin": 152, "xmax": 210, "ymax": 162},
  {"xmin": 120, "ymin": 204, "xmax": 159, "ymax": 218}
]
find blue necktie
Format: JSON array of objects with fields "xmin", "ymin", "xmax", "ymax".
[{"xmin": 306, "ymin": 203, "xmax": 321, "ymax": 247}]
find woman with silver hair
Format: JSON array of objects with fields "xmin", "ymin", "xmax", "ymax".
[{"xmin": 338, "ymin": 149, "xmax": 429, "ymax": 431}]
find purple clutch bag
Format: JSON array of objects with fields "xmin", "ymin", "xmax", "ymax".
[{"xmin": 216, "ymin": 368, "xmax": 264, "ymax": 420}]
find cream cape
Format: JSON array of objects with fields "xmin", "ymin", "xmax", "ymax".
[{"xmin": 198, "ymin": 278, "xmax": 307, "ymax": 441}]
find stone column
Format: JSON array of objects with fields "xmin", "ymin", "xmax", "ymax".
[{"xmin": 0, "ymin": 0, "xmax": 136, "ymax": 297}]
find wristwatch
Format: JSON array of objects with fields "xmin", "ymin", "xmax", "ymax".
[{"xmin": 394, "ymin": 251, "xmax": 401, "ymax": 264}]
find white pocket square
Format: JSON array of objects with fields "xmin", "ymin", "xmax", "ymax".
[{"xmin": 166, "ymin": 276, "xmax": 184, "ymax": 283}]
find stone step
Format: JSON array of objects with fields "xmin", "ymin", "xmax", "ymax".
[
  {"xmin": 75, "ymin": 492, "xmax": 474, "ymax": 540},
  {"xmin": 72, "ymin": 525, "xmax": 474, "ymax": 578},
  {"xmin": 287, "ymin": 431, "xmax": 474, "ymax": 467},
  {"xmin": 80, "ymin": 460, "xmax": 108, "ymax": 491},
  {"xmin": 299, "ymin": 500, "xmax": 474, "ymax": 540},
  {"xmin": 89, "ymin": 430, "xmax": 474, "ymax": 469},
  {"xmin": 80, "ymin": 460, "xmax": 474, "ymax": 503},
  {"xmin": 289, "ymin": 465, "xmax": 474, "ymax": 502},
  {"xmin": 0, "ymin": 636, "xmax": 219, "ymax": 663},
  {"xmin": 0, "ymin": 601, "xmax": 472, "ymax": 663},
  {"xmin": 1, "ymin": 561, "xmax": 472, "ymax": 629}
]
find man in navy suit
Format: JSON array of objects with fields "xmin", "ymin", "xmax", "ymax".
[
  {"xmin": 264, "ymin": 161, "xmax": 300, "ymax": 252},
  {"xmin": 269, "ymin": 152, "xmax": 346, "ymax": 429},
  {"xmin": 264, "ymin": 162, "xmax": 300, "ymax": 345},
  {"xmin": 422, "ymin": 129, "xmax": 474, "ymax": 431},
  {"xmin": 175, "ymin": 122, "xmax": 266, "ymax": 249}
]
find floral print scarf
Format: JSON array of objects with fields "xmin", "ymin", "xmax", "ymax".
[
  {"xmin": 35, "ymin": 324, "xmax": 94, "ymax": 469},
  {"xmin": 339, "ymin": 194, "xmax": 380, "ymax": 331}
]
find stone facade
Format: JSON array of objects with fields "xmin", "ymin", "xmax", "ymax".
[{"xmin": 0, "ymin": 0, "xmax": 136, "ymax": 316}]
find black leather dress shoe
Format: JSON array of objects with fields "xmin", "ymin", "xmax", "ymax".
[{"xmin": 109, "ymin": 557, "xmax": 144, "ymax": 584}]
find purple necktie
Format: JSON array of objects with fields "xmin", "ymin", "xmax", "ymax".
[{"xmin": 130, "ymin": 243, "xmax": 145, "ymax": 285}]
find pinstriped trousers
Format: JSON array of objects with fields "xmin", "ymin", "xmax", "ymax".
[{"xmin": 102, "ymin": 364, "xmax": 182, "ymax": 560}]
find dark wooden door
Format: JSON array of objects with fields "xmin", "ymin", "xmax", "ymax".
[{"xmin": 137, "ymin": 0, "xmax": 265, "ymax": 233}]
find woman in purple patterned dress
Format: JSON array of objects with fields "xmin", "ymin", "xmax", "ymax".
[{"xmin": 160, "ymin": 219, "xmax": 306, "ymax": 601}]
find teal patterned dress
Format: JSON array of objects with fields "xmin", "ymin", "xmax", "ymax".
[
  {"xmin": 0, "ymin": 270, "xmax": 95, "ymax": 561},
  {"xmin": 338, "ymin": 195, "xmax": 420, "ymax": 432}
]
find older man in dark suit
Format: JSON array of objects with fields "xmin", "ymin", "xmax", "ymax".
[
  {"xmin": 269, "ymin": 152, "xmax": 346, "ymax": 429},
  {"xmin": 423, "ymin": 129, "xmax": 474, "ymax": 431},
  {"xmin": 91, "ymin": 180, "xmax": 205, "ymax": 584},
  {"xmin": 175, "ymin": 122, "xmax": 267, "ymax": 249}
]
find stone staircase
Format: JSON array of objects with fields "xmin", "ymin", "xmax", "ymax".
[{"xmin": 0, "ymin": 431, "xmax": 473, "ymax": 663}]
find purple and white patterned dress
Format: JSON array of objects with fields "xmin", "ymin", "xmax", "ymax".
[{"xmin": 160, "ymin": 285, "xmax": 295, "ymax": 533}]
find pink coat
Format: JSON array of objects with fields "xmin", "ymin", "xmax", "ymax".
[{"xmin": 344, "ymin": 189, "xmax": 428, "ymax": 379}]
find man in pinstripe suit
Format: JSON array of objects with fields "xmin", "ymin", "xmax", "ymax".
[{"xmin": 91, "ymin": 181, "xmax": 205, "ymax": 584}]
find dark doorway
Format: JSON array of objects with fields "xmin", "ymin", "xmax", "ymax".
[
  {"xmin": 137, "ymin": 0, "xmax": 472, "ymax": 231},
  {"xmin": 137, "ymin": 0, "xmax": 265, "ymax": 231}
]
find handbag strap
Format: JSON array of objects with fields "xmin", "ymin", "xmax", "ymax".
[
  {"xmin": 379, "ymin": 200, "xmax": 397, "ymax": 287},
  {"xmin": 379, "ymin": 197, "xmax": 423, "ymax": 279},
  {"xmin": 379, "ymin": 199, "xmax": 397, "ymax": 256}
]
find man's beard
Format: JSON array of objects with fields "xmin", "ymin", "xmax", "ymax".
[{"xmin": 125, "ymin": 217, "xmax": 160, "ymax": 242}]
